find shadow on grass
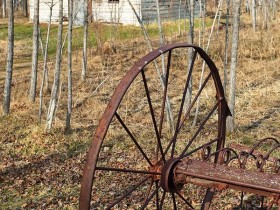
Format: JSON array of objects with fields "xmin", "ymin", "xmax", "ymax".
[{"xmin": 239, "ymin": 106, "xmax": 280, "ymax": 132}]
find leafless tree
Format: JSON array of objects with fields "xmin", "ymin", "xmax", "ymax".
[
  {"xmin": 178, "ymin": 0, "xmax": 182, "ymax": 35},
  {"xmin": 14, "ymin": 0, "xmax": 28, "ymax": 16},
  {"xmin": 2, "ymin": 0, "xmax": 6, "ymax": 18},
  {"xmin": 66, "ymin": 0, "xmax": 73, "ymax": 132},
  {"xmin": 3, "ymin": 0, "xmax": 14, "ymax": 114},
  {"xmin": 217, "ymin": 0, "xmax": 223, "ymax": 37},
  {"xmin": 192, "ymin": 0, "xmax": 222, "ymax": 126},
  {"xmin": 127, "ymin": 0, "xmax": 175, "ymax": 133},
  {"xmin": 245, "ymin": 0, "xmax": 250, "ymax": 13},
  {"xmin": 24, "ymin": 0, "xmax": 28, "ymax": 17},
  {"xmin": 251, "ymin": 0, "xmax": 256, "ymax": 31},
  {"xmin": 227, "ymin": 0, "xmax": 242, "ymax": 132},
  {"xmin": 262, "ymin": 0, "xmax": 268, "ymax": 29},
  {"xmin": 39, "ymin": 0, "xmax": 54, "ymax": 123},
  {"xmin": 269, "ymin": 0, "xmax": 276, "ymax": 19},
  {"xmin": 30, "ymin": 0, "xmax": 39, "ymax": 102},
  {"xmin": 46, "ymin": 0, "xmax": 63, "ymax": 130},
  {"xmin": 88, "ymin": 0, "xmax": 92, "ymax": 22},
  {"xmin": 223, "ymin": 0, "xmax": 230, "ymax": 92},
  {"xmin": 155, "ymin": 0, "xmax": 166, "ymax": 75},
  {"xmin": 198, "ymin": 0, "xmax": 205, "ymax": 47},
  {"xmin": 81, "ymin": 0, "xmax": 88, "ymax": 81},
  {"xmin": 185, "ymin": 0, "xmax": 194, "ymax": 112}
]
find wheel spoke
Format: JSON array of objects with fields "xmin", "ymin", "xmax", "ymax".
[
  {"xmin": 260, "ymin": 196, "xmax": 264, "ymax": 208},
  {"xmin": 140, "ymin": 183, "xmax": 162, "ymax": 210},
  {"xmin": 81, "ymin": 44, "xmax": 229, "ymax": 210},
  {"xmin": 159, "ymin": 190, "xmax": 166, "ymax": 209},
  {"xmin": 115, "ymin": 112, "xmax": 153, "ymax": 166},
  {"xmin": 155, "ymin": 181, "xmax": 160, "ymax": 209},
  {"xmin": 157, "ymin": 50, "xmax": 172, "ymax": 161},
  {"xmin": 96, "ymin": 166, "xmax": 161, "ymax": 175},
  {"xmin": 171, "ymin": 50, "xmax": 197, "ymax": 157},
  {"xmin": 143, "ymin": 179, "xmax": 154, "ymax": 204},
  {"xmin": 176, "ymin": 192, "xmax": 194, "ymax": 209},
  {"xmin": 141, "ymin": 70, "xmax": 166, "ymax": 163},
  {"xmin": 158, "ymin": 50, "xmax": 172, "ymax": 137},
  {"xmin": 240, "ymin": 191, "xmax": 244, "ymax": 208},
  {"xmin": 178, "ymin": 72, "xmax": 212, "ymax": 133},
  {"xmin": 105, "ymin": 176, "xmax": 151, "ymax": 209},
  {"xmin": 201, "ymin": 188, "xmax": 215, "ymax": 210},
  {"xmin": 172, "ymin": 193, "xmax": 178, "ymax": 210},
  {"xmin": 181, "ymin": 137, "xmax": 220, "ymax": 158},
  {"xmin": 179, "ymin": 100, "xmax": 220, "ymax": 158},
  {"xmin": 157, "ymin": 72, "xmax": 213, "ymax": 163}
]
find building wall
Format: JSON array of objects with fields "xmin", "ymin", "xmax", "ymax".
[
  {"xmin": 29, "ymin": 0, "xmax": 69, "ymax": 22},
  {"xmin": 29, "ymin": 0, "xmax": 84, "ymax": 25},
  {"xmin": 29, "ymin": 0, "xmax": 202, "ymax": 25},
  {"xmin": 92, "ymin": 0, "xmax": 203, "ymax": 25},
  {"xmin": 93, "ymin": 0, "xmax": 141, "ymax": 25},
  {"xmin": 73, "ymin": 0, "xmax": 84, "ymax": 25},
  {"xmin": 141, "ymin": 0, "xmax": 202, "ymax": 23}
]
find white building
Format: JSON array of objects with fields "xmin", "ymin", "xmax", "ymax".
[
  {"xmin": 29, "ymin": 0, "xmax": 84, "ymax": 25},
  {"xmin": 93, "ymin": 0, "xmax": 201, "ymax": 25},
  {"xmin": 29, "ymin": 0, "xmax": 201, "ymax": 26}
]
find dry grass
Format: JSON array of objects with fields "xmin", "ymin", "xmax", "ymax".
[{"xmin": 0, "ymin": 11, "xmax": 280, "ymax": 209}]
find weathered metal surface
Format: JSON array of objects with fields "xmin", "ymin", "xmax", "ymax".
[
  {"xmin": 141, "ymin": 0, "xmax": 203, "ymax": 23},
  {"xmin": 231, "ymin": 138, "xmax": 280, "ymax": 170},
  {"xmin": 80, "ymin": 43, "xmax": 229, "ymax": 210},
  {"xmin": 175, "ymin": 158, "xmax": 280, "ymax": 196},
  {"xmin": 79, "ymin": 43, "xmax": 279, "ymax": 209}
]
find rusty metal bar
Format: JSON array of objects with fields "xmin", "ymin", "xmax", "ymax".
[{"xmin": 175, "ymin": 158, "xmax": 280, "ymax": 197}]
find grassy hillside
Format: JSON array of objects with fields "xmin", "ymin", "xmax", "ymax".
[{"xmin": 0, "ymin": 12, "xmax": 279, "ymax": 209}]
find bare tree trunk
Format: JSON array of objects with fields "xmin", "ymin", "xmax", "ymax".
[
  {"xmin": 223, "ymin": 0, "xmax": 230, "ymax": 92},
  {"xmin": 198, "ymin": 0, "xmax": 202, "ymax": 47},
  {"xmin": 270, "ymin": 0, "xmax": 276, "ymax": 19},
  {"xmin": 188, "ymin": 0, "xmax": 194, "ymax": 50},
  {"xmin": 185, "ymin": 0, "xmax": 194, "ymax": 112},
  {"xmin": 245, "ymin": 0, "xmax": 250, "ymax": 13},
  {"xmin": 155, "ymin": 0, "xmax": 174, "ymax": 132},
  {"xmin": 24, "ymin": 0, "xmax": 28, "ymax": 17},
  {"xmin": 178, "ymin": 0, "xmax": 182, "ymax": 36},
  {"xmin": 127, "ymin": 0, "xmax": 175, "ymax": 133},
  {"xmin": 65, "ymin": 0, "xmax": 73, "ymax": 132},
  {"xmin": 251, "ymin": 0, "xmax": 256, "ymax": 31},
  {"xmin": 88, "ymin": 0, "xmax": 92, "ymax": 22},
  {"xmin": 3, "ymin": 0, "xmax": 13, "ymax": 114},
  {"xmin": 262, "ymin": 0, "xmax": 268, "ymax": 29},
  {"xmin": 227, "ymin": 0, "xmax": 241, "ymax": 132},
  {"xmin": 202, "ymin": 0, "xmax": 206, "ymax": 48},
  {"xmin": 81, "ymin": 0, "xmax": 88, "ymax": 81},
  {"xmin": 2, "ymin": 0, "xmax": 6, "ymax": 18},
  {"xmin": 46, "ymin": 0, "xmax": 63, "ymax": 130},
  {"xmin": 184, "ymin": 0, "xmax": 187, "ymax": 34},
  {"xmin": 155, "ymin": 0, "xmax": 165, "ymax": 75},
  {"xmin": 30, "ymin": 0, "xmax": 39, "ymax": 102},
  {"xmin": 39, "ymin": 0, "xmax": 54, "ymax": 123},
  {"xmin": 198, "ymin": 0, "xmax": 206, "ymax": 48},
  {"xmin": 192, "ymin": 0, "xmax": 222, "ymax": 126},
  {"xmin": 217, "ymin": 0, "xmax": 223, "ymax": 37}
]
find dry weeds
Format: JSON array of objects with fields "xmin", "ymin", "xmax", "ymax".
[{"xmin": 0, "ymin": 11, "xmax": 279, "ymax": 209}]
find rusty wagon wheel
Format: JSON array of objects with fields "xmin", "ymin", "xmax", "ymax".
[{"xmin": 80, "ymin": 43, "xmax": 230, "ymax": 209}]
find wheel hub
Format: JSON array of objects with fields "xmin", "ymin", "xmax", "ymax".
[{"xmin": 160, "ymin": 158, "xmax": 184, "ymax": 193}]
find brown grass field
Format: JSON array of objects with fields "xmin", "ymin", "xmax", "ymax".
[{"xmin": 0, "ymin": 11, "xmax": 279, "ymax": 209}]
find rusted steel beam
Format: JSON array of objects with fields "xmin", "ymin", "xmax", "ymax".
[{"xmin": 175, "ymin": 158, "xmax": 280, "ymax": 197}]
